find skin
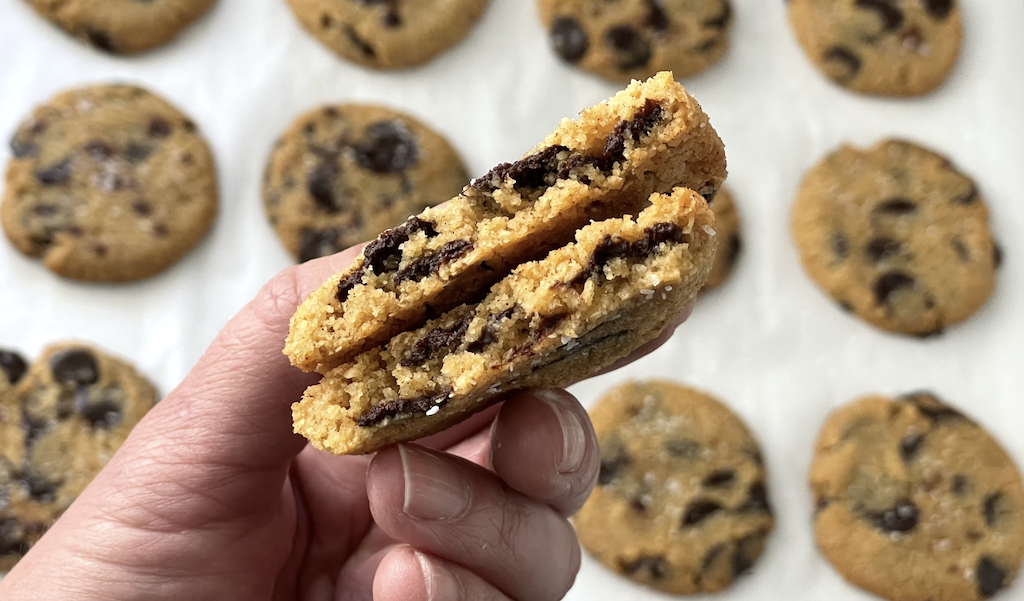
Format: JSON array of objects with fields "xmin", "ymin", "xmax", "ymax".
[{"xmin": 0, "ymin": 245, "xmax": 691, "ymax": 601}]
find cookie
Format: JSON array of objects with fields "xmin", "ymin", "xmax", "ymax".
[
  {"xmin": 2, "ymin": 84, "xmax": 218, "ymax": 283},
  {"xmin": 0, "ymin": 343, "xmax": 157, "ymax": 571},
  {"xmin": 811, "ymin": 392, "xmax": 1024, "ymax": 601},
  {"xmin": 791, "ymin": 139, "xmax": 998, "ymax": 337},
  {"xmin": 286, "ymin": 72, "xmax": 727, "ymax": 374},
  {"xmin": 263, "ymin": 104, "xmax": 469, "ymax": 263},
  {"xmin": 704, "ymin": 187, "xmax": 741, "ymax": 291},
  {"xmin": 575, "ymin": 381, "xmax": 773, "ymax": 594},
  {"xmin": 23, "ymin": 0, "xmax": 216, "ymax": 55},
  {"xmin": 285, "ymin": 0, "xmax": 489, "ymax": 69},
  {"xmin": 537, "ymin": 0, "xmax": 733, "ymax": 83},
  {"xmin": 787, "ymin": 0, "xmax": 963, "ymax": 96},
  {"xmin": 294, "ymin": 187, "xmax": 717, "ymax": 455}
]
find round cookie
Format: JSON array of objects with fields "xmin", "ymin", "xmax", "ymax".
[
  {"xmin": 811, "ymin": 392, "xmax": 1024, "ymax": 601},
  {"xmin": 285, "ymin": 0, "xmax": 490, "ymax": 69},
  {"xmin": 2, "ymin": 84, "xmax": 218, "ymax": 283},
  {"xmin": 23, "ymin": 0, "xmax": 216, "ymax": 55},
  {"xmin": 537, "ymin": 0, "xmax": 733, "ymax": 83},
  {"xmin": 263, "ymin": 104, "xmax": 469, "ymax": 262},
  {"xmin": 0, "ymin": 343, "xmax": 157, "ymax": 571},
  {"xmin": 705, "ymin": 187, "xmax": 741, "ymax": 291},
  {"xmin": 787, "ymin": 0, "xmax": 963, "ymax": 96},
  {"xmin": 575, "ymin": 381, "xmax": 773, "ymax": 594},
  {"xmin": 792, "ymin": 139, "xmax": 999, "ymax": 337}
]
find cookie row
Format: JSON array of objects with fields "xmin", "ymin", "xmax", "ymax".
[
  {"xmin": 0, "ymin": 343, "xmax": 157, "ymax": 571},
  {"xmin": 580, "ymin": 380, "xmax": 1024, "ymax": 601}
]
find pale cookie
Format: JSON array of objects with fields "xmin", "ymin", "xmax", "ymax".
[
  {"xmin": 575, "ymin": 380, "xmax": 773, "ymax": 594},
  {"xmin": 2, "ymin": 84, "xmax": 218, "ymax": 283},
  {"xmin": 705, "ymin": 187, "xmax": 741, "ymax": 291},
  {"xmin": 811, "ymin": 392, "xmax": 1024, "ymax": 601}
]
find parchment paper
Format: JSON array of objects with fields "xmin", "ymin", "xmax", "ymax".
[{"xmin": 2, "ymin": 1, "xmax": 1023, "ymax": 598}]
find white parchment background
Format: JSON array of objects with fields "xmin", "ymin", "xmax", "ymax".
[{"xmin": 1, "ymin": 1, "xmax": 1023, "ymax": 598}]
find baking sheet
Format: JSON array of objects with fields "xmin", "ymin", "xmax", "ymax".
[{"xmin": 2, "ymin": 0, "xmax": 1024, "ymax": 598}]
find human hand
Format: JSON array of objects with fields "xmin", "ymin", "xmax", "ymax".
[{"xmin": 0, "ymin": 245, "xmax": 692, "ymax": 601}]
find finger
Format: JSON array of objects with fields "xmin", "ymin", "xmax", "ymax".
[
  {"xmin": 490, "ymin": 389, "xmax": 599, "ymax": 516},
  {"xmin": 374, "ymin": 546, "xmax": 515, "ymax": 601},
  {"xmin": 366, "ymin": 445, "xmax": 580, "ymax": 601},
  {"xmin": 588, "ymin": 302, "xmax": 693, "ymax": 378}
]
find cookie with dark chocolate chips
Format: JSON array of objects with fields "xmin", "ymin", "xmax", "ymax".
[
  {"xmin": 0, "ymin": 343, "xmax": 156, "ymax": 572},
  {"xmin": 23, "ymin": 0, "xmax": 215, "ymax": 55},
  {"xmin": 263, "ymin": 104, "xmax": 468, "ymax": 263},
  {"xmin": 792, "ymin": 139, "xmax": 998, "ymax": 337},
  {"xmin": 575, "ymin": 380, "xmax": 773, "ymax": 595},
  {"xmin": 704, "ymin": 187, "xmax": 741, "ymax": 291},
  {"xmin": 1, "ymin": 84, "xmax": 218, "ymax": 283},
  {"xmin": 811, "ymin": 392, "xmax": 1024, "ymax": 601},
  {"xmin": 787, "ymin": 0, "xmax": 962, "ymax": 96},
  {"xmin": 285, "ymin": 0, "xmax": 489, "ymax": 68},
  {"xmin": 538, "ymin": 0, "xmax": 733, "ymax": 83}
]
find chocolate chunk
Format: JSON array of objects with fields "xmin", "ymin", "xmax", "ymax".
[
  {"xmin": 866, "ymin": 237, "xmax": 902, "ymax": 262},
  {"xmin": 683, "ymin": 500, "xmax": 723, "ymax": 526},
  {"xmin": 394, "ymin": 240, "xmax": 473, "ymax": 284},
  {"xmin": 605, "ymin": 25, "xmax": 652, "ymax": 71},
  {"xmin": 923, "ymin": 0, "xmax": 954, "ymax": 20},
  {"xmin": 874, "ymin": 198, "xmax": 918, "ymax": 215},
  {"xmin": 148, "ymin": 117, "xmax": 173, "ymax": 139},
  {"xmin": 994, "ymin": 243, "xmax": 1004, "ymax": 268},
  {"xmin": 467, "ymin": 306, "xmax": 515, "ymax": 354},
  {"xmin": 873, "ymin": 271, "xmax": 916, "ymax": 305},
  {"xmin": 550, "ymin": 17, "xmax": 589, "ymax": 63},
  {"xmin": 49, "ymin": 350, "xmax": 99, "ymax": 386},
  {"xmin": 336, "ymin": 267, "xmax": 366, "ymax": 303},
  {"xmin": 823, "ymin": 46, "xmax": 862, "ymax": 84},
  {"xmin": 362, "ymin": 218, "xmax": 423, "ymax": 273},
  {"xmin": 307, "ymin": 162, "xmax": 342, "ymax": 211},
  {"xmin": 899, "ymin": 433, "xmax": 924, "ymax": 461},
  {"xmin": 86, "ymin": 29, "xmax": 116, "ymax": 52},
  {"xmin": 0, "ymin": 351, "xmax": 27, "ymax": 385},
  {"xmin": 869, "ymin": 499, "xmax": 920, "ymax": 533},
  {"xmin": 131, "ymin": 200, "xmax": 152, "ymax": 216},
  {"xmin": 354, "ymin": 121, "xmax": 419, "ymax": 174},
  {"xmin": 831, "ymin": 232, "xmax": 849, "ymax": 261},
  {"xmin": 665, "ymin": 438, "xmax": 700, "ymax": 459},
  {"xmin": 955, "ymin": 184, "xmax": 978, "ymax": 205},
  {"xmin": 74, "ymin": 387, "xmax": 124, "ymax": 429},
  {"xmin": 739, "ymin": 482, "xmax": 771, "ymax": 513},
  {"xmin": 732, "ymin": 532, "xmax": 766, "ymax": 578},
  {"xmin": 702, "ymin": 469, "xmax": 736, "ymax": 488},
  {"xmin": 621, "ymin": 556, "xmax": 668, "ymax": 580},
  {"xmin": 22, "ymin": 410, "xmax": 48, "ymax": 450},
  {"xmin": 599, "ymin": 99, "xmax": 665, "ymax": 167},
  {"xmin": 345, "ymin": 25, "xmax": 376, "ymax": 57},
  {"xmin": 855, "ymin": 0, "xmax": 905, "ymax": 32},
  {"xmin": 10, "ymin": 137, "xmax": 38, "ymax": 159},
  {"xmin": 628, "ymin": 487, "xmax": 651, "ymax": 513},
  {"xmin": 598, "ymin": 440, "xmax": 631, "ymax": 485},
  {"xmin": 476, "ymin": 145, "xmax": 571, "ymax": 194},
  {"xmin": 571, "ymin": 222, "xmax": 685, "ymax": 287},
  {"xmin": 951, "ymin": 474, "xmax": 969, "ymax": 496},
  {"xmin": 356, "ymin": 388, "xmax": 452, "ymax": 427},
  {"xmin": 21, "ymin": 470, "xmax": 60, "ymax": 503},
  {"xmin": 401, "ymin": 314, "xmax": 473, "ymax": 367},
  {"xmin": 34, "ymin": 157, "xmax": 73, "ymax": 185},
  {"xmin": 124, "ymin": 142, "xmax": 154, "ymax": 163},
  {"xmin": 951, "ymin": 237, "xmax": 970, "ymax": 262},
  {"xmin": 725, "ymin": 232, "xmax": 742, "ymax": 268},
  {"xmin": 645, "ymin": 0, "xmax": 670, "ymax": 31},
  {"xmin": 704, "ymin": 1, "xmax": 733, "ymax": 28},
  {"xmin": 977, "ymin": 556, "xmax": 1006, "ymax": 598},
  {"xmin": 983, "ymin": 492, "xmax": 1005, "ymax": 528},
  {"xmin": 0, "ymin": 518, "xmax": 27, "ymax": 556},
  {"xmin": 299, "ymin": 228, "xmax": 343, "ymax": 263}
]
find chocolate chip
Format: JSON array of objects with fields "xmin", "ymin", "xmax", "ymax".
[
  {"xmin": 951, "ymin": 237, "xmax": 971, "ymax": 262},
  {"xmin": 74, "ymin": 387, "xmax": 123, "ymax": 429},
  {"xmin": 336, "ymin": 267, "xmax": 366, "ymax": 303},
  {"xmin": 869, "ymin": 499, "xmax": 920, "ymax": 533},
  {"xmin": 704, "ymin": 1, "xmax": 733, "ymax": 28},
  {"xmin": 10, "ymin": 137, "xmax": 37, "ymax": 159},
  {"xmin": 86, "ymin": 29, "xmax": 116, "ymax": 52},
  {"xmin": 356, "ymin": 388, "xmax": 452, "ymax": 427},
  {"xmin": 682, "ymin": 500, "xmax": 723, "ymax": 526},
  {"xmin": 855, "ymin": 0, "xmax": 904, "ymax": 32},
  {"xmin": 645, "ymin": 0, "xmax": 670, "ymax": 31},
  {"xmin": 831, "ymin": 232, "xmax": 849, "ymax": 261},
  {"xmin": 740, "ymin": 482, "xmax": 771, "ymax": 513},
  {"xmin": 34, "ymin": 157, "xmax": 73, "ymax": 185},
  {"xmin": 299, "ymin": 228, "xmax": 344, "ymax": 263},
  {"xmin": 22, "ymin": 410, "xmax": 47, "ymax": 449},
  {"xmin": 733, "ymin": 532, "xmax": 766, "ymax": 578},
  {"xmin": 571, "ymin": 222, "xmax": 685, "ymax": 287},
  {"xmin": 873, "ymin": 271, "xmax": 916, "ymax": 305},
  {"xmin": 307, "ymin": 162, "xmax": 343, "ymax": 211},
  {"xmin": 665, "ymin": 438, "xmax": 700, "ymax": 459},
  {"xmin": 823, "ymin": 46, "xmax": 861, "ymax": 84},
  {"xmin": 401, "ymin": 314, "xmax": 473, "ymax": 367},
  {"xmin": 605, "ymin": 25, "xmax": 652, "ymax": 71},
  {"xmin": 977, "ymin": 556, "xmax": 1006, "ymax": 598},
  {"xmin": 131, "ymin": 200, "xmax": 152, "ymax": 216},
  {"xmin": 923, "ymin": 0, "xmax": 954, "ymax": 20},
  {"xmin": 354, "ymin": 121, "xmax": 419, "ymax": 174},
  {"xmin": 621, "ymin": 556, "xmax": 668, "ymax": 580},
  {"xmin": 955, "ymin": 184, "xmax": 978, "ymax": 205},
  {"xmin": 628, "ymin": 488, "xmax": 651, "ymax": 513},
  {"xmin": 0, "ymin": 518, "xmax": 28, "ymax": 556},
  {"xmin": 394, "ymin": 240, "xmax": 473, "ymax": 284},
  {"xmin": 598, "ymin": 440, "xmax": 631, "ymax": 485},
  {"xmin": 124, "ymin": 143, "xmax": 154, "ymax": 163},
  {"xmin": 951, "ymin": 474, "xmax": 969, "ymax": 496},
  {"xmin": 550, "ymin": 17, "xmax": 589, "ymax": 63},
  {"xmin": 994, "ymin": 243, "xmax": 1004, "ymax": 268},
  {"xmin": 701, "ymin": 544, "xmax": 726, "ymax": 572},
  {"xmin": 467, "ymin": 306, "xmax": 515, "ymax": 354},
  {"xmin": 345, "ymin": 25, "xmax": 376, "ymax": 57},
  {"xmin": 148, "ymin": 117, "xmax": 173, "ymax": 139},
  {"xmin": 477, "ymin": 145, "xmax": 571, "ymax": 194},
  {"xmin": 724, "ymin": 233, "xmax": 742, "ymax": 268},
  {"xmin": 874, "ymin": 198, "xmax": 919, "ymax": 215},
  {"xmin": 866, "ymin": 237, "xmax": 902, "ymax": 262},
  {"xmin": 984, "ymin": 492, "xmax": 1005, "ymax": 528},
  {"xmin": 362, "ymin": 217, "xmax": 425, "ymax": 273},
  {"xmin": 21, "ymin": 470, "xmax": 60, "ymax": 503},
  {"xmin": 49, "ymin": 350, "xmax": 99, "ymax": 386},
  {"xmin": 702, "ymin": 469, "xmax": 736, "ymax": 488},
  {"xmin": 0, "ymin": 351, "xmax": 27, "ymax": 385},
  {"xmin": 899, "ymin": 433, "xmax": 924, "ymax": 461}
]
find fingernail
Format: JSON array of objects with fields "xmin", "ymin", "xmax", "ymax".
[
  {"xmin": 416, "ymin": 551, "xmax": 462, "ymax": 601},
  {"xmin": 399, "ymin": 444, "xmax": 471, "ymax": 520},
  {"xmin": 536, "ymin": 390, "xmax": 587, "ymax": 474}
]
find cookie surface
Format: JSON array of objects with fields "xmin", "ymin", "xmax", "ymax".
[
  {"xmin": 24, "ymin": 0, "xmax": 216, "ymax": 55},
  {"xmin": 286, "ymin": 0, "xmax": 489, "ymax": 69},
  {"xmin": 705, "ymin": 187, "xmax": 741, "ymax": 291},
  {"xmin": 264, "ymin": 104, "xmax": 468, "ymax": 263},
  {"xmin": 538, "ymin": 0, "xmax": 732, "ymax": 83},
  {"xmin": 792, "ymin": 139, "xmax": 998, "ymax": 337},
  {"xmin": 2, "ymin": 84, "xmax": 218, "ymax": 283},
  {"xmin": 811, "ymin": 392, "xmax": 1024, "ymax": 601},
  {"xmin": 0, "ymin": 343, "xmax": 156, "ymax": 571},
  {"xmin": 787, "ymin": 0, "xmax": 962, "ymax": 96},
  {"xmin": 575, "ymin": 380, "xmax": 773, "ymax": 594}
]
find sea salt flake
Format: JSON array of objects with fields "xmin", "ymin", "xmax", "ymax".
[{"xmin": 425, "ymin": 406, "xmax": 440, "ymax": 417}]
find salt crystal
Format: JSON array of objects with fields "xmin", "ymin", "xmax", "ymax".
[
  {"xmin": 665, "ymin": 286, "xmax": 673, "ymax": 291},
  {"xmin": 426, "ymin": 406, "xmax": 440, "ymax": 417},
  {"xmin": 702, "ymin": 225, "xmax": 716, "ymax": 236}
]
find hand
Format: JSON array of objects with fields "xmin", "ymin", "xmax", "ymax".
[{"xmin": 0, "ymin": 246, "xmax": 692, "ymax": 601}]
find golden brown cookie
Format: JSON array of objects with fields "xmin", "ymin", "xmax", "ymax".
[
  {"xmin": 811, "ymin": 392, "xmax": 1024, "ymax": 601},
  {"xmin": 705, "ymin": 187, "xmax": 741, "ymax": 291}
]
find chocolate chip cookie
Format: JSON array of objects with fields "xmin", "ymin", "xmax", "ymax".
[
  {"xmin": 2, "ymin": 84, "xmax": 218, "ymax": 283},
  {"xmin": 575, "ymin": 381, "xmax": 773, "ymax": 594},
  {"xmin": 787, "ymin": 0, "xmax": 963, "ymax": 96},
  {"xmin": 23, "ymin": 0, "xmax": 216, "ymax": 55},
  {"xmin": 704, "ymin": 187, "xmax": 741, "ymax": 291},
  {"xmin": 264, "ymin": 104, "xmax": 469, "ymax": 263},
  {"xmin": 811, "ymin": 392, "xmax": 1024, "ymax": 601},
  {"xmin": 0, "ymin": 343, "xmax": 157, "ymax": 571},
  {"xmin": 285, "ymin": 0, "xmax": 490, "ymax": 69},
  {"xmin": 791, "ymin": 139, "xmax": 998, "ymax": 337},
  {"xmin": 537, "ymin": 0, "xmax": 733, "ymax": 83}
]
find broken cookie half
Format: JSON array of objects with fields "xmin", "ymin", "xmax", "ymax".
[{"xmin": 294, "ymin": 187, "xmax": 717, "ymax": 455}]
